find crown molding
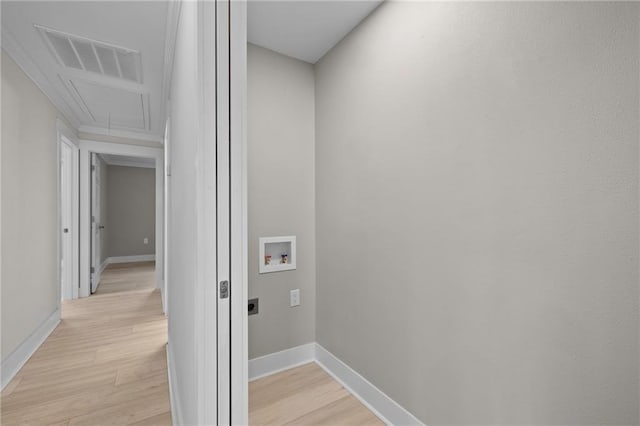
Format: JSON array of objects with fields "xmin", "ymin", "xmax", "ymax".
[
  {"xmin": 3, "ymin": 24, "xmax": 166, "ymax": 144},
  {"xmin": 159, "ymin": 0, "xmax": 182, "ymax": 144},
  {"xmin": 1, "ymin": 27, "xmax": 82, "ymax": 130}
]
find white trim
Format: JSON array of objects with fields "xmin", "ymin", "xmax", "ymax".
[
  {"xmin": 79, "ymin": 139, "xmax": 162, "ymax": 158},
  {"xmin": 248, "ymin": 343, "xmax": 316, "ymax": 382},
  {"xmin": 213, "ymin": 1, "xmax": 231, "ymax": 422},
  {"xmin": 167, "ymin": 344, "xmax": 184, "ymax": 426},
  {"xmin": 247, "ymin": 343, "xmax": 424, "ymax": 426},
  {"xmin": 160, "ymin": 0, "xmax": 181, "ymax": 138},
  {"xmin": 101, "ymin": 156, "xmax": 155, "ymax": 169},
  {"xmin": 1, "ymin": 310, "xmax": 61, "ymax": 390},
  {"xmin": 77, "ymin": 125, "xmax": 162, "ymax": 144},
  {"xmin": 106, "ymin": 255, "xmax": 156, "ymax": 264},
  {"xmin": 56, "ymin": 119, "xmax": 79, "ymax": 146},
  {"xmin": 155, "ymin": 155, "xmax": 164, "ymax": 293},
  {"xmin": 1, "ymin": 28, "xmax": 82, "ymax": 129},
  {"xmin": 99, "ymin": 259, "xmax": 109, "ymax": 274},
  {"xmin": 2, "ymin": 24, "xmax": 162, "ymax": 145},
  {"xmin": 230, "ymin": 0, "xmax": 248, "ymax": 421},
  {"xmin": 315, "ymin": 344, "xmax": 424, "ymax": 426},
  {"xmin": 79, "ymin": 139, "xmax": 163, "ymax": 298},
  {"xmin": 163, "ymin": 115, "xmax": 171, "ymax": 316}
]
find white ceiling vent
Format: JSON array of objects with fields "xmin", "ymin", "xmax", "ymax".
[{"xmin": 36, "ymin": 25, "xmax": 142, "ymax": 83}]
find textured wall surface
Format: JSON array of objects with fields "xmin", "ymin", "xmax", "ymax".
[
  {"xmin": 106, "ymin": 165, "xmax": 155, "ymax": 258},
  {"xmin": 1, "ymin": 52, "xmax": 60, "ymax": 359},
  {"xmin": 315, "ymin": 2, "xmax": 639, "ymax": 424},
  {"xmin": 247, "ymin": 44, "xmax": 316, "ymax": 358}
]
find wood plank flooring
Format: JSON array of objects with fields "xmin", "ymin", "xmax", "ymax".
[
  {"xmin": 0, "ymin": 262, "xmax": 171, "ymax": 425},
  {"xmin": 95, "ymin": 261, "xmax": 156, "ymax": 295},
  {"xmin": 2, "ymin": 261, "xmax": 381, "ymax": 425},
  {"xmin": 249, "ymin": 363, "xmax": 384, "ymax": 426}
]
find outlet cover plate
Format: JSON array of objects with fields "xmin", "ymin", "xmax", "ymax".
[{"xmin": 290, "ymin": 289, "xmax": 300, "ymax": 307}]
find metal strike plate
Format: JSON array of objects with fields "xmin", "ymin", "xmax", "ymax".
[{"xmin": 219, "ymin": 280, "xmax": 229, "ymax": 299}]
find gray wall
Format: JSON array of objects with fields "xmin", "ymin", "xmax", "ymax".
[
  {"xmin": 1, "ymin": 52, "xmax": 61, "ymax": 359},
  {"xmin": 315, "ymin": 2, "xmax": 639, "ymax": 425},
  {"xmin": 248, "ymin": 44, "xmax": 316, "ymax": 358},
  {"xmin": 105, "ymin": 165, "xmax": 155, "ymax": 258}
]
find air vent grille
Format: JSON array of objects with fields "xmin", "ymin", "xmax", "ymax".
[{"xmin": 37, "ymin": 25, "xmax": 142, "ymax": 84}]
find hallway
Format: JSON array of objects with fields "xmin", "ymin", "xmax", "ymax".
[{"xmin": 0, "ymin": 263, "xmax": 171, "ymax": 425}]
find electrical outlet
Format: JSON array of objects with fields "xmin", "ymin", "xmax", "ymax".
[
  {"xmin": 290, "ymin": 289, "xmax": 300, "ymax": 307},
  {"xmin": 248, "ymin": 298, "xmax": 259, "ymax": 315},
  {"xmin": 144, "ymin": 237, "xmax": 149, "ymax": 244}
]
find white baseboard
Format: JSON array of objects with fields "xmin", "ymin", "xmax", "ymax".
[
  {"xmin": 106, "ymin": 254, "xmax": 156, "ymax": 264},
  {"xmin": 247, "ymin": 342, "xmax": 422, "ymax": 425},
  {"xmin": 167, "ymin": 344, "xmax": 183, "ymax": 426},
  {"xmin": 248, "ymin": 342, "xmax": 315, "ymax": 381},
  {"xmin": 1, "ymin": 309, "xmax": 61, "ymax": 390},
  {"xmin": 99, "ymin": 259, "xmax": 108, "ymax": 274},
  {"xmin": 315, "ymin": 344, "xmax": 423, "ymax": 426}
]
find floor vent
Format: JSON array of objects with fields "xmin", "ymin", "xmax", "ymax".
[{"xmin": 36, "ymin": 25, "xmax": 142, "ymax": 84}]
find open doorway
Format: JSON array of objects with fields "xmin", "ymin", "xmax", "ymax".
[
  {"xmin": 78, "ymin": 140, "xmax": 164, "ymax": 301},
  {"xmin": 88, "ymin": 152, "xmax": 157, "ymax": 295}
]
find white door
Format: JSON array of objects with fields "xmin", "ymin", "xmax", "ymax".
[
  {"xmin": 60, "ymin": 141, "xmax": 74, "ymax": 300},
  {"xmin": 90, "ymin": 153, "xmax": 103, "ymax": 293}
]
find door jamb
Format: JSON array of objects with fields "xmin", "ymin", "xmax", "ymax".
[{"xmin": 229, "ymin": 0, "xmax": 248, "ymax": 423}]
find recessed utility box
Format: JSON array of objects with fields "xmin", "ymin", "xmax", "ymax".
[{"xmin": 259, "ymin": 236, "xmax": 296, "ymax": 274}]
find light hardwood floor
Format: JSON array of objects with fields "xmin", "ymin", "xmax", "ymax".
[
  {"xmin": 0, "ymin": 262, "xmax": 171, "ymax": 425},
  {"xmin": 2, "ymin": 262, "xmax": 381, "ymax": 425},
  {"xmin": 250, "ymin": 363, "xmax": 384, "ymax": 426},
  {"xmin": 95, "ymin": 261, "xmax": 157, "ymax": 295}
]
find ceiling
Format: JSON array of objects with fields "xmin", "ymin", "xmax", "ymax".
[
  {"xmin": 248, "ymin": 0, "xmax": 382, "ymax": 64},
  {"xmin": 2, "ymin": 0, "xmax": 382, "ymax": 143},
  {"xmin": 1, "ymin": 1, "xmax": 171, "ymax": 143}
]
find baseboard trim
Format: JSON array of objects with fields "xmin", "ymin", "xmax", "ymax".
[
  {"xmin": 99, "ymin": 259, "xmax": 108, "ymax": 274},
  {"xmin": 106, "ymin": 255, "xmax": 156, "ymax": 264},
  {"xmin": 1, "ymin": 309, "xmax": 61, "ymax": 390},
  {"xmin": 247, "ymin": 342, "xmax": 422, "ymax": 425},
  {"xmin": 248, "ymin": 342, "xmax": 316, "ymax": 381},
  {"xmin": 315, "ymin": 344, "xmax": 423, "ymax": 426},
  {"xmin": 167, "ymin": 343, "xmax": 183, "ymax": 426}
]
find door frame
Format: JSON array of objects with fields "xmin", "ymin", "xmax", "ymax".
[
  {"xmin": 57, "ymin": 119, "xmax": 80, "ymax": 304},
  {"xmin": 189, "ymin": 0, "xmax": 247, "ymax": 422},
  {"xmin": 78, "ymin": 140, "xmax": 164, "ymax": 300},
  {"xmin": 229, "ymin": 0, "xmax": 248, "ymax": 421}
]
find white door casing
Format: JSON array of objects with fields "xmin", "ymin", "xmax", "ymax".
[
  {"xmin": 216, "ymin": 0, "xmax": 231, "ymax": 423},
  {"xmin": 227, "ymin": 0, "xmax": 248, "ymax": 421},
  {"xmin": 230, "ymin": 0, "xmax": 249, "ymax": 420},
  {"xmin": 79, "ymin": 140, "xmax": 163, "ymax": 299},
  {"xmin": 190, "ymin": 1, "xmax": 246, "ymax": 422}
]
